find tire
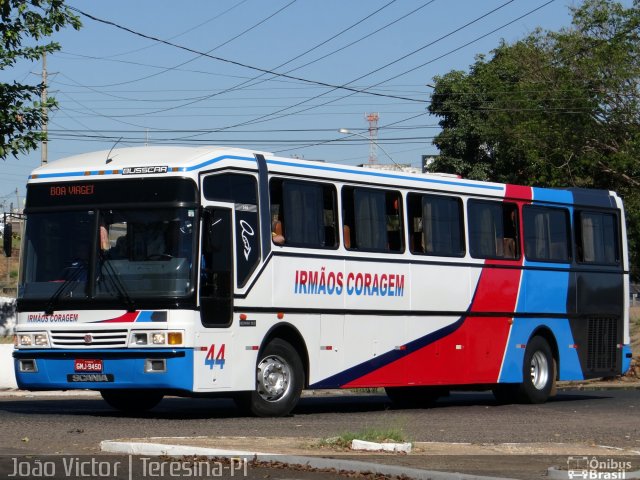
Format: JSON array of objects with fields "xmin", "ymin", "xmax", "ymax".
[
  {"xmin": 517, "ymin": 336, "xmax": 556, "ymax": 404},
  {"xmin": 385, "ymin": 386, "xmax": 446, "ymax": 407},
  {"xmin": 235, "ymin": 338, "xmax": 304, "ymax": 417},
  {"xmin": 100, "ymin": 389, "xmax": 164, "ymax": 413}
]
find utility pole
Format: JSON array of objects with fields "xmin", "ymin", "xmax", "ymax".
[
  {"xmin": 15, "ymin": 189, "xmax": 20, "ymax": 213},
  {"xmin": 365, "ymin": 112, "xmax": 379, "ymax": 165},
  {"xmin": 41, "ymin": 52, "xmax": 48, "ymax": 165}
]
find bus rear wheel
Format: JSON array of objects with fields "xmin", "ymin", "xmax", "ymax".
[
  {"xmin": 100, "ymin": 389, "xmax": 164, "ymax": 413},
  {"xmin": 519, "ymin": 336, "xmax": 555, "ymax": 403},
  {"xmin": 235, "ymin": 338, "xmax": 304, "ymax": 417}
]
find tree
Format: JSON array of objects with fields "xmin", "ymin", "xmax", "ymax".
[
  {"xmin": 428, "ymin": 0, "xmax": 640, "ymax": 275},
  {"xmin": 0, "ymin": 0, "xmax": 80, "ymax": 159}
]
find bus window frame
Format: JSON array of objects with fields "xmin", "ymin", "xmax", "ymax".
[
  {"xmin": 467, "ymin": 199, "xmax": 520, "ymax": 261},
  {"xmin": 341, "ymin": 185, "xmax": 405, "ymax": 254},
  {"xmin": 406, "ymin": 192, "xmax": 466, "ymax": 258},
  {"xmin": 522, "ymin": 204, "xmax": 572, "ymax": 264},
  {"xmin": 574, "ymin": 209, "xmax": 621, "ymax": 267}
]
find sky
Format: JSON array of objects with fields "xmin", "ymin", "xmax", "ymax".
[{"xmin": 0, "ymin": 0, "xmax": 622, "ymax": 211}]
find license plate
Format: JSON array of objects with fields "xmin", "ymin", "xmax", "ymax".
[{"xmin": 74, "ymin": 359, "xmax": 103, "ymax": 372}]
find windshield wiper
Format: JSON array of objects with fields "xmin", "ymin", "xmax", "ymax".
[
  {"xmin": 98, "ymin": 251, "xmax": 136, "ymax": 312},
  {"xmin": 44, "ymin": 264, "xmax": 87, "ymax": 315}
]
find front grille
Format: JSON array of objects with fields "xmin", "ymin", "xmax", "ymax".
[
  {"xmin": 50, "ymin": 329, "xmax": 128, "ymax": 349},
  {"xmin": 586, "ymin": 317, "xmax": 618, "ymax": 372}
]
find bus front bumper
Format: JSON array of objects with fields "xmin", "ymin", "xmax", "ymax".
[{"xmin": 13, "ymin": 348, "xmax": 193, "ymax": 391}]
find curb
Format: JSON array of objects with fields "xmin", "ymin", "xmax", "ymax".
[{"xmin": 100, "ymin": 440, "xmax": 513, "ymax": 480}]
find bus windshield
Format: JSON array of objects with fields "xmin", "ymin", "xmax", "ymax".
[{"xmin": 20, "ymin": 207, "xmax": 196, "ymax": 307}]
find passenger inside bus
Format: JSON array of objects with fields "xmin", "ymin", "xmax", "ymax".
[{"xmin": 272, "ymin": 219, "xmax": 285, "ymax": 245}]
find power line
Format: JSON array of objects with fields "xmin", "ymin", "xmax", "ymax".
[
  {"xmin": 102, "ymin": 0, "xmax": 251, "ymax": 60},
  {"xmin": 58, "ymin": 0, "xmax": 402, "ymax": 110},
  {"xmin": 171, "ymin": 0, "xmax": 521, "ymax": 140},
  {"xmin": 68, "ymin": 6, "xmax": 426, "ymax": 104},
  {"xmin": 83, "ymin": 0, "xmax": 298, "ymax": 88},
  {"xmin": 145, "ymin": 0, "xmax": 434, "ymax": 118}
]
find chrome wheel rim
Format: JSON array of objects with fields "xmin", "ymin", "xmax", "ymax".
[
  {"xmin": 256, "ymin": 355, "xmax": 291, "ymax": 402},
  {"xmin": 530, "ymin": 351, "xmax": 549, "ymax": 390}
]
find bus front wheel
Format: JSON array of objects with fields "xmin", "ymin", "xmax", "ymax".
[
  {"xmin": 100, "ymin": 389, "xmax": 164, "ymax": 413},
  {"xmin": 235, "ymin": 338, "xmax": 304, "ymax": 417}
]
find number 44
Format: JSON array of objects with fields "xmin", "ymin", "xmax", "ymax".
[{"xmin": 204, "ymin": 344, "xmax": 226, "ymax": 369}]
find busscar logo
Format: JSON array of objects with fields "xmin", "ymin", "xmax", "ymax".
[{"xmin": 121, "ymin": 165, "xmax": 168, "ymax": 175}]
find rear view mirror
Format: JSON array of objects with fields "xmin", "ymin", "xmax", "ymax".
[{"xmin": 3, "ymin": 222, "xmax": 12, "ymax": 257}]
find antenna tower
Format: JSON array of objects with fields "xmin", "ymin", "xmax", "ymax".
[{"xmin": 365, "ymin": 112, "xmax": 379, "ymax": 165}]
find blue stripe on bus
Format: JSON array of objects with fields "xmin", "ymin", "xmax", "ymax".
[
  {"xmin": 14, "ymin": 349, "xmax": 194, "ymax": 391},
  {"xmin": 531, "ymin": 187, "xmax": 574, "ymax": 204},
  {"xmin": 622, "ymin": 345, "xmax": 632, "ymax": 374},
  {"xmin": 499, "ymin": 188, "xmax": 583, "ymax": 382},
  {"xmin": 31, "ymin": 171, "xmax": 101, "ymax": 179},
  {"xmin": 32, "ymin": 154, "xmax": 503, "ymax": 191},
  {"xmin": 499, "ymin": 318, "xmax": 583, "ymax": 382},
  {"xmin": 182, "ymin": 155, "xmax": 256, "ymax": 171},
  {"xmin": 500, "ymin": 193, "xmax": 582, "ymax": 382}
]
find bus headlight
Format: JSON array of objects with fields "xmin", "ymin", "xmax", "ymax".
[
  {"xmin": 17, "ymin": 332, "xmax": 49, "ymax": 348},
  {"xmin": 129, "ymin": 330, "xmax": 184, "ymax": 347},
  {"xmin": 133, "ymin": 333, "xmax": 148, "ymax": 345}
]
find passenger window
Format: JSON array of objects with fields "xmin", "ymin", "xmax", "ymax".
[
  {"xmin": 342, "ymin": 187, "xmax": 403, "ymax": 253},
  {"xmin": 468, "ymin": 200, "xmax": 519, "ymax": 259},
  {"xmin": 523, "ymin": 206, "xmax": 570, "ymax": 262},
  {"xmin": 407, "ymin": 193, "xmax": 464, "ymax": 257},
  {"xmin": 269, "ymin": 179, "xmax": 337, "ymax": 249},
  {"xmin": 202, "ymin": 173, "xmax": 260, "ymax": 287},
  {"xmin": 576, "ymin": 211, "xmax": 619, "ymax": 265},
  {"xmin": 203, "ymin": 173, "xmax": 257, "ymax": 204}
]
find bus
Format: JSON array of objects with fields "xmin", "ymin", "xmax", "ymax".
[{"xmin": 8, "ymin": 146, "xmax": 632, "ymax": 416}]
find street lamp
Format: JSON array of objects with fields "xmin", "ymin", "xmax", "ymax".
[{"xmin": 337, "ymin": 128, "xmax": 399, "ymax": 167}]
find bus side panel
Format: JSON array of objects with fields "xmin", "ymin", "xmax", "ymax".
[
  {"xmin": 569, "ymin": 270, "xmax": 626, "ymax": 379},
  {"xmin": 193, "ymin": 331, "xmax": 234, "ymax": 391},
  {"xmin": 499, "ymin": 318, "xmax": 583, "ymax": 382},
  {"xmin": 313, "ymin": 262, "xmax": 519, "ymax": 388},
  {"xmin": 314, "ymin": 314, "xmax": 345, "ymax": 387},
  {"xmin": 499, "ymin": 263, "xmax": 582, "ymax": 382}
]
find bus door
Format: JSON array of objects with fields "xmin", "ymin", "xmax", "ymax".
[{"xmin": 195, "ymin": 206, "xmax": 234, "ymax": 390}]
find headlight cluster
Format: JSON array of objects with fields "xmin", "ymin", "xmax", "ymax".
[
  {"xmin": 15, "ymin": 332, "xmax": 49, "ymax": 348},
  {"xmin": 129, "ymin": 330, "xmax": 183, "ymax": 347}
]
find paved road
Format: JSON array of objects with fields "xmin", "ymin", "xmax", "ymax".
[
  {"xmin": 0, "ymin": 389, "xmax": 638, "ymax": 455},
  {"xmin": 0, "ymin": 390, "xmax": 638, "ymax": 479}
]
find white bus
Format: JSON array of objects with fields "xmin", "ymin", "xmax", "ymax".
[{"xmin": 9, "ymin": 146, "xmax": 631, "ymax": 416}]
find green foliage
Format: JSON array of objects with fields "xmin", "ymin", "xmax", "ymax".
[
  {"xmin": 0, "ymin": 0, "xmax": 81, "ymax": 159},
  {"xmin": 428, "ymin": 0, "xmax": 640, "ymax": 276},
  {"xmin": 318, "ymin": 427, "xmax": 407, "ymax": 449}
]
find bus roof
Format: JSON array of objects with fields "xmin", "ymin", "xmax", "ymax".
[{"xmin": 27, "ymin": 146, "xmax": 619, "ymax": 207}]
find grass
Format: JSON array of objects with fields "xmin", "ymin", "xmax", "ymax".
[
  {"xmin": 0, "ymin": 336, "xmax": 14, "ymax": 344},
  {"xmin": 318, "ymin": 427, "xmax": 407, "ymax": 450}
]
